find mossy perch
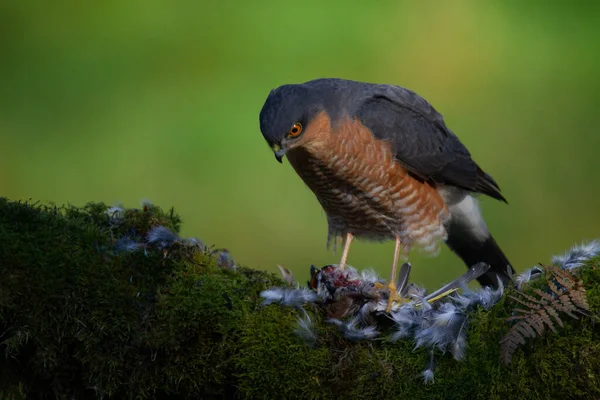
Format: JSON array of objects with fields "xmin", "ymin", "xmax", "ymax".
[{"xmin": 0, "ymin": 198, "xmax": 598, "ymax": 399}]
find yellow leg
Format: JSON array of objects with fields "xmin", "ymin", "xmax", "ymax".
[
  {"xmin": 386, "ymin": 235, "xmax": 405, "ymax": 312},
  {"xmin": 339, "ymin": 232, "xmax": 354, "ymax": 270}
]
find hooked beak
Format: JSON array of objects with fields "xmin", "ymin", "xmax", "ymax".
[{"xmin": 272, "ymin": 143, "xmax": 287, "ymax": 163}]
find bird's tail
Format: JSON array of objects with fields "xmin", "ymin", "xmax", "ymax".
[
  {"xmin": 444, "ymin": 195, "xmax": 514, "ymax": 287},
  {"xmin": 445, "ymin": 231, "xmax": 513, "ymax": 287}
]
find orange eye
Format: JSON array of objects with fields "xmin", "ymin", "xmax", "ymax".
[{"xmin": 288, "ymin": 122, "xmax": 303, "ymax": 138}]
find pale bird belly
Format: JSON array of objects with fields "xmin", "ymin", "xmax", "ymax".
[{"xmin": 287, "ymin": 119, "xmax": 451, "ymax": 254}]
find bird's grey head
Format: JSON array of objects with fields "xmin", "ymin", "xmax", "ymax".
[{"xmin": 259, "ymin": 82, "xmax": 330, "ymax": 163}]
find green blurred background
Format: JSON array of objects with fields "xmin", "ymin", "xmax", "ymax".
[{"xmin": 1, "ymin": 1, "xmax": 599, "ymax": 288}]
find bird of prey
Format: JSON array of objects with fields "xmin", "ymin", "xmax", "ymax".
[{"xmin": 259, "ymin": 78, "xmax": 514, "ymax": 310}]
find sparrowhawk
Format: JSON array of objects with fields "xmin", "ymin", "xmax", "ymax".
[{"xmin": 259, "ymin": 78, "xmax": 514, "ymax": 310}]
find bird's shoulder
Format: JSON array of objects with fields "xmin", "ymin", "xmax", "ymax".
[
  {"xmin": 349, "ymin": 83, "xmax": 505, "ymax": 201},
  {"xmin": 354, "ymin": 83, "xmax": 449, "ymax": 130}
]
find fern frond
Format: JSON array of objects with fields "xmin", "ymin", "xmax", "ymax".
[
  {"xmin": 500, "ymin": 266, "xmax": 590, "ymax": 365},
  {"xmin": 499, "ymin": 336, "xmax": 519, "ymax": 365},
  {"xmin": 537, "ymin": 308, "xmax": 556, "ymax": 333},
  {"xmin": 508, "ymin": 309, "xmax": 533, "ymax": 316},
  {"xmin": 532, "ymin": 288, "xmax": 555, "ymax": 303},
  {"xmin": 546, "ymin": 265, "xmax": 589, "ymax": 312},
  {"xmin": 544, "ymin": 264, "xmax": 580, "ymax": 289},
  {"xmin": 555, "ymin": 295, "xmax": 579, "ymax": 319},
  {"xmin": 507, "ymin": 294, "xmax": 542, "ymax": 309},
  {"xmin": 568, "ymin": 290, "xmax": 590, "ymax": 312},
  {"xmin": 546, "ymin": 276, "xmax": 565, "ymax": 297},
  {"xmin": 515, "ymin": 322, "xmax": 536, "ymax": 339},
  {"xmin": 542, "ymin": 306, "xmax": 563, "ymax": 330},
  {"xmin": 528, "ymin": 313, "xmax": 545, "ymax": 336}
]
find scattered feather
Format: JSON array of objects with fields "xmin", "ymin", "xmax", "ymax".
[
  {"xmin": 358, "ymin": 301, "xmax": 379, "ymax": 325},
  {"xmin": 214, "ymin": 249, "xmax": 235, "ymax": 270},
  {"xmin": 328, "ymin": 317, "xmax": 379, "ymax": 341},
  {"xmin": 278, "ymin": 265, "xmax": 296, "ymax": 286},
  {"xmin": 389, "ymin": 305, "xmax": 421, "ymax": 342},
  {"xmin": 220, "ymin": 238, "xmax": 599, "ymax": 382},
  {"xmin": 105, "ymin": 205, "xmax": 124, "ymax": 223},
  {"xmin": 422, "ymin": 351, "xmax": 436, "ymax": 384},
  {"xmin": 397, "ymin": 262, "xmax": 412, "ymax": 296},
  {"xmin": 449, "ymin": 330, "xmax": 467, "ymax": 361},
  {"xmin": 147, "ymin": 226, "xmax": 180, "ymax": 249},
  {"xmin": 360, "ymin": 268, "xmax": 382, "ymax": 284},
  {"xmin": 412, "ymin": 292, "xmax": 432, "ymax": 312},
  {"xmin": 404, "ymin": 283, "xmax": 427, "ymax": 300},
  {"xmin": 515, "ymin": 266, "xmax": 544, "ymax": 290},
  {"xmin": 422, "ymin": 368, "xmax": 435, "ymax": 384},
  {"xmin": 114, "ymin": 237, "xmax": 142, "ymax": 254},
  {"xmin": 294, "ymin": 314, "xmax": 317, "ymax": 346},
  {"xmin": 552, "ymin": 239, "xmax": 600, "ymax": 271},
  {"xmin": 260, "ymin": 287, "xmax": 317, "ymax": 309},
  {"xmin": 183, "ymin": 237, "xmax": 206, "ymax": 251},
  {"xmin": 433, "ymin": 303, "xmax": 462, "ymax": 326},
  {"xmin": 452, "ymin": 277, "xmax": 504, "ymax": 311},
  {"xmin": 339, "ymin": 265, "xmax": 360, "ymax": 281},
  {"xmin": 415, "ymin": 305, "xmax": 468, "ymax": 360},
  {"xmin": 508, "ymin": 240, "xmax": 598, "ymax": 289},
  {"xmin": 425, "ymin": 263, "xmax": 490, "ymax": 303}
]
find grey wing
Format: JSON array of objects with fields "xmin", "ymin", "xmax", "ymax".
[{"xmin": 355, "ymin": 86, "xmax": 506, "ymax": 203}]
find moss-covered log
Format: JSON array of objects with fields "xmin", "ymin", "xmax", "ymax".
[{"xmin": 0, "ymin": 198, "xmax": 598, "ymax": 399}]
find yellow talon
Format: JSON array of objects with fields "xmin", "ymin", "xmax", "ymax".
[
  {"xmin": 387, "ymin": 281, "xmax": 397, "ymax": 295},
  {"xmin": 385, "ymin": 281, "xmax": 406, "ymax": 312}
]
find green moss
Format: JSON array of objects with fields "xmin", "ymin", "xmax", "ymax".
[
  {"xmin": 236, "ymin": 307, "xmax": 331, "ymax": 400},
  {"xmin": 0, "ymin": 198, "xmax": 598, "ymax": 399}
]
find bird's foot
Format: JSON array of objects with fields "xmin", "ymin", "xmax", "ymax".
[{"xmin": 385, "ymin": 281, "xmax": 408, "ymax": 313}]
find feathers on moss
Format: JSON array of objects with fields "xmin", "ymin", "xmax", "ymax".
[
  {"xmin": 359, "ymin": 301, "xmax": 379, "ymax": 325},
  {"xmin": 183, "ymin": 237, "xmax": 206, "ymax": 251},
  {"xmin": 433, "ymin": 302, "xmax": 463, "ymax": 327},
  {"xmin": 141, "ymin": 199, "xmax": 153, "ymax": 207},
  {"xmin": 469, "ymin": 281, "xmax": 504, "ymax": 310},
  {"xmin": 327, "ymin": 316, "xmax": 380, "ymax": 341},
  {"xmin": 266, "ymin": 262, "xmax": 506, "ymax": 380},
  {"xmin": 294, "ymin": 314, "xmax": 317, "ymax": 346},
  {"xmin": 452, "ymin": 277, "xmax": 504, "ymax": 311},
  {"xmin": 515, "ymin": 266, "xmax": 544, "ymax": 290},
  {"xmin": 213, "ymin": 249, "xmax": 236, "ymax": 270},
  {"xmin": 414, "ymin": 303, "xmax": 468, "ymax": 360},
  {"xmin": 114, "ymin": 237, "xmax": 143, "ymax": 254},
  {"xmin": 422, "ymin": 351, "xmax": 436, "ymax": 384},
  {"xmin": 260, "ymin": 239, "xmax": 598, "ymax": 383},
  {"xmin": 389, "ymin": 305, "xmax": 421, "ymax": 342},
  {"xmin": 105, "ymin": 205, "xmax": 125, "ymax": 225},
  {"xmin": 552, "ymin": 239, "xmax": 600, "ymax": 271},
  {"xmin": 260, "ymin": 287, "xmax": 318, "ymax": 309},
  {"xmin": 147, "ymin": 226, "xmax": 180, "ymax": 249},
  {"xmin": 422, "ymin": 367, "xmax": 435, "ymax": 384},
  {"xmin": 513, "ymin": 240, "xmax": 599, "ymax": 291},
  {"xmin": 278, "ymin": 265, "xmax": 296, "ymax": 287},
  {"xmin": 387, "ymin": 272, "xmax": 503, "ymax": 365}
]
